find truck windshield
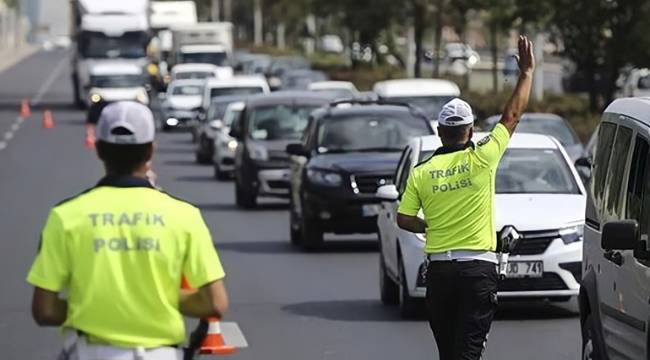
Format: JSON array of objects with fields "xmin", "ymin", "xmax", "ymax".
[
  {"xmin": 80, "ymin": 32, "xmax": 148, "ymax": 59},
  {"xmin": 248, "ymin": 105, "xmax": 319, "ymax": 141},
  {"xmin": 210, "ymin": 87, "xmax": 264, "ymax": 98},
  {"xmin": 91, "ymin": 75, "xmax": 144, "ymax": 88},
  {"xmin": 179, "ymin": 52, "xmax": 228, "ymax": 67},
  {"xmin": 175, "ymin": 71, "xmax": 213, "ymax": 80}
]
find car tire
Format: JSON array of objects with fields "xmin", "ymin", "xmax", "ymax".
[
  {"xmin": 398, "ymin": 257, "xmax": 422, "ymax": 318},
  {"xmin": 214, "ymin": 164, "xmax": 229, "ymax": 181},
  {"xmin": 235, "ymin": 177, "xmax": 257, "ymax": 209},
  {"xmin": 301, "ymin": 216, "xmax": 323, "ymax": 251},
  {"xmin": 289, "ymin": 196, "xmax": 302, "ymax": 246},
  {"xmin": 195, "ymin": 137, "xmax": 212, "ymax": 164},
  {"xmin": 582, "ymin": 314, "xmax": 600, "ymax": 360},
  {"xmin": 380, "ymin": 255, "xmax": 399, "ymax": 306}
]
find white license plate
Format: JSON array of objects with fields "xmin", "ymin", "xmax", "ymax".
[
  {"xmin": 506, "ymin": 261, "xmax": 543, "ymax": 278},
  {"xmin": 362, "ymin": 204, "xmax": 381, "ymax": 217}
]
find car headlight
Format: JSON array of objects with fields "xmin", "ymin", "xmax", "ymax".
[
  {"xmin": 559, "ymin": 224, "xmax": 584, "ymax": 244},
  {"xmin": 90, "ymin": 93, "xmax": 102, "ymax": 103},
  {"xmin": 248, "ymin": 142, "xmax": 269, "ymax": 161},
  {"xmin": 227, "ymin": 140, "xmax": 238, "ymax": 151},
  {"xmin": 136, "ymin": 89, "xmax": 149, "ymax": 104},
  {"xmin": 307, "ymin": 169, "xmax": 342, "ymax": 187}
]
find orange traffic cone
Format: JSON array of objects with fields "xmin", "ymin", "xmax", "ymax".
[
  {"xmin": 199, "ymin": 317, "xmax": 236, "ymax": 355},
  {"xmin": 42, "ymin": 110, "xmax": 54, "ymax": 129},
  {"xmin": 85, "ymin": 124, "xmax": 96, "ymax": 149},
  {"xmin": 20, "ymin": 99, "xmax": 31, "ymax": 118}
]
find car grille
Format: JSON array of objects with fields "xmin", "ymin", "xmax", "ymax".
[
  {"xmin": 267, "ymin": 180, "xmax": 290, "ymax": 189},
  {"xmin": 510, "ymin": 230, "xmax": 560, "ymax": 255},
  {"xmin": 351, "ymin": 174, "xmax": 393, "ymax": 194},
  {"xmin": 498, "ymin": 273, "xmax": 568, "ymax": 291}
]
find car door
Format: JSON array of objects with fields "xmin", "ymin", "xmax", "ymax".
[
  {"xmin": 610, "ymin": 127, "xmax": 650, "ymax": 359},
  {"xmin": 597, "ymin": 120, "xmax": 638, "ymax": 358},
  {"xmin": 380, "ymin": 146, "xmax": 413, "ymax": 274}
]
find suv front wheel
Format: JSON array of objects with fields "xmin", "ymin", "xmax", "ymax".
[
  {"xmin": 301, "ymin": 216, "xmax": 323, "ymax": 251},
  {"xmin": 582, "ymin": 314, "xmax": 599, "ymax": 360},
  {"xmin": 235, "ymin": 177, "xmax": 257, "ymax": 209}
]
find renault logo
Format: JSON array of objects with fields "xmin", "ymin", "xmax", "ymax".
[{"xmin": 499, "ymin": 225, "xmax": 521, "ymax": 253}]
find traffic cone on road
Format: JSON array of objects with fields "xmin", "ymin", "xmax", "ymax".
[
  {"xmin": 20, "ymin": 99, "xmax": 31, "ymax": 118},
  {"xmin": 42, "ymin": 110, "xmax": 54, "ymax": 129},
  {"xmin": 85, "ymin": 124, "xmax": 96, "ymax": 149},
  {"xmin": 199, "ymin": 317, "xmax": 236, "ymax": 355}
]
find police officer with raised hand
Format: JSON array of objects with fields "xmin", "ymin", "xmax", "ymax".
[
  {"xmin": 27, "ymin": 101, "xmax": 228, "ymax": 360},
  {"xmin": 397, "ymin": 35, "xmax": 534, "ymax": 360}
]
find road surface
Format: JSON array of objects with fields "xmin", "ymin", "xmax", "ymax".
[{"xmin": 0, "ymin": 50, "xmax": 581, "ymax": 359}]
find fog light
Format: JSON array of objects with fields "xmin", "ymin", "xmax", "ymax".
[
  {"xmin": 320, "ymin": 211, "xmax": 331, "ymax": 220},
  {"xmin": 166, "ymin": 118, "xmax": 179, "ymax": 126}
]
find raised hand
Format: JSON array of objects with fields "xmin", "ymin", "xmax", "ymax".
[{"xmin": 516, "ymin": 35, "xmax": 535, "ymax": 76}]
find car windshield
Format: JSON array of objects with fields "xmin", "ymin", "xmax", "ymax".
[
  {"xmin": 211, "ymin": 87, "xmax": 264, "ymax": 98},
  {"xmin": 248, "ymin": 105, "xmax": 319, "ymax": 141},
  {"xmin": 207, "ymin": 101, "xmax": 232, "ymax": 121},
  {"xmin": 386, "ymin": 96, "xmax": 455, "ymax": 119},
  {"xmin": 179, "ymin": 52, "xmax": 228, "ymax": 67},
  {"xmin": 496, "ymin": 149, "xmax": 580, "ymax": 194},
  {"xmin": 90, "ymin": 75, "xmax": 143, "ymax": 88},
  {"xmin": 171, "ymin": 85, "xmax": 203, "ymax": 96},
  {"xmin": 175, "ymin": 71, "xmax": 213, "ymax": 80},
  {"xmin": 317, "ymin": 113, "xmax": 431, "ymax": 153},
  {"xmin": 486, "ymin": 116, "xmax": 579, "ymax": 145}
]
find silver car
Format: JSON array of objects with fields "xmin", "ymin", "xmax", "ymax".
[{"xmin": 213, "ymin": 101, "xmax": 244, "ymax": 180}]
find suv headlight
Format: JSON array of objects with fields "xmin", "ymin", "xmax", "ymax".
[
  {"xmin": 89, "ymin": 93, "xmax": 102, "ymax": 104},
  {"xmin": 248, "ymin": 142, "xmax": 269, "ymax": 161},
  {"xmin": 559, "ymin": 224, "xmax": 584, "ymax": 244},
  {"xmin": 307, "ymin": 169, "xmax": 342, "ymax": 187}
]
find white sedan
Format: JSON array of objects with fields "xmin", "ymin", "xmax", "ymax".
[{"xmin": 377, "ymin": 133, "xmax": 586, "ymax": 317}]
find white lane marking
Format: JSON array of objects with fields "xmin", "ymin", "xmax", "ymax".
[
  {"xmin": 11, "ymin": 122, "xmax": 20, "ymax": 131},
  {"xmin": 0, "ymin": 117, "xmax": 24, "ymax": 153},
  {"xmin": 0, "ymin": 141, "xmax": 6, "ymax": 151},
  {"xmin": 4, "ymin": 131, "xmax": 13, "ymax": 140},
  {"xmin": 31, "ymin": 53, "xmax": 69, "ymax": 105},
  {"xmin": 221, "ymin": 322, "xmax": 248, "ymax": 348}
]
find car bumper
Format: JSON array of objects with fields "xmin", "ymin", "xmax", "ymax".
[
  {"xmin": 303, "ymin": 190, "xmax": 382, "ymax": 234},
  {"xmin": 258, "ymin": 169, "xmax": 291, "ymax": 197},
  {"xmin": 214, "ymin": 142, "xmax": 237, "ymax": 172},
  {"xmin": 162, "ymin": 110, "xmax": 197, "ymax": 128},
  {"xmin": 402, "ymin": 234, "xmax": 581, "ymax": 299}
]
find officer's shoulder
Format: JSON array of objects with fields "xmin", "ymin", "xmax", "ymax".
[
  {"xmin": 53, "ymin": 186, "xmax": 99, "ymax": 210},
  {"xmin": 158, "ymin": 190, "xmax": 199, "ymax": 211},
  {"xmin": 414, "ymin": 155, "xmax": 434, "ymax": 169}
]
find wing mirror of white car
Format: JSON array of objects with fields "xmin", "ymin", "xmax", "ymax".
[
  {"xmin": 157, "ymin": 93, "xmax": 166, "ymax": 101},
  {"xmin": 376, "ymin": 184, "xmax": 399, "ymax": 202},
  {"xmin": 210, "ymin": 119, "xmax": 224, "ymax": 130}
]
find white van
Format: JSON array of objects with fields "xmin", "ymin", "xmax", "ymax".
[
  {"xmin": 580, "ymin": 97, "xmax": 650, "ymax": 360},
  {"xmin": 373, "ymin": 78, "xmax": 460, "ymax": 120},
  {"xmin": 87, "ymin": 62, "xmax": 149, "ymax": 107}
]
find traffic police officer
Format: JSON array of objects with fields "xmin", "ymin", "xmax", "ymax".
[
  {"xmin": 397, "ymin": 36, "xmax": 535, "ymax": 360},
  {"xmin": 27, "ymin": 101, "xmax": 229, "ymax": 359}
]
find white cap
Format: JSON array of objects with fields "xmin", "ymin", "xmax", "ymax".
[
  {"xmin": 438, "ymin": 98, "xmax": 474, "ymax": 127},
  {"xmin": 96, "ymin": 101, "xmax": 155, "ymax": 144}
]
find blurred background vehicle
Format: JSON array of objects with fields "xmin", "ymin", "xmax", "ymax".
[
  {"xmin": 373, "ymin": 78, "xmax": 461, "ymax": 120},
  {"xmin": 308, "ymin": 81, "xmax": 359, "ymax": 99},
  {"xmin": 198, "ymin": 75, "xmax": 270, "ymax": 123},
  {"xmin": 377, "ymin": 133, "xmax": 586, "ymax": 317},
  {"xmin": 265, "ymin": 56, "xmax": 310, "ymax": 90},
  {"xmin": 286, "ymin": 100, "xmax": 434, "ymax": 250},
  {"xmin": 193, "ymin": 95, "xmax": 248, "ymax": 164},
  {"xmin": 483, "ymin": 113, "xmax": 585, "ymax": 161},
  {"xmin": 280, "ymin": 69, "xmax": 328, "ymax": 91},
  {"xmin": 159, "ymin": 79, "xmax": 204, "ymax": 131},
  {"xmin": 319, "ymin": 34, "xmax": 345, "ymax": 54},
  {"xmin": 87, "ymin": 61, "xmax": 150, "ymax": 108},
  {"xmin": 213, "ymin": 101, "xmax": 246, "ymax": 180},
  {"xmin": 229, "ymin": 91, "xmax": 333, "ymax": 209},
  {"xmin": 171, "ymin": 63, "xmax": 226, "ymax": 81}
]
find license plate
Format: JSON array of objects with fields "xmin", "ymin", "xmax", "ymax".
[
  {"xmin": 362, "ymin": 204, "xmax": 381, "ymax": 217},
  {"xmin": 506, "ymin": 261, "xmax": 543, "ymax": 278}
]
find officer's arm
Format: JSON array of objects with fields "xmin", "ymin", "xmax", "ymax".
[
  {"xmin": 180, "ymin": 280, "xmax": 229, "ymax": 318},
  {"xmin": 31, "ymin": 287, "xmax": 67, "ymax": 326},
  {"xmin": 500, "ymin": 35, "xmax": 535, "ymax": 135},
  {"xmin": 397, "ymin": 214, "xmax": 427, "ymax": 234}
]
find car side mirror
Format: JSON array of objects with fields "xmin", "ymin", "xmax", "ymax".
[
  {"xmin": 575, "ymin": 157, "xmax": 591, "ymax": 169},
  {"xmin": 286, "ymin": 143, "xmax": 308, "ymax": 157},
  {"xmin": 376, "ymin": 184, "xmax": 399, "ymax": 202},
  {"xmin": 602, "ymin": 220, "xmax": 639, "ymax": 251},
  {"xmin": 229, "ymin": 126, "xmax": 242, "ymax": 140},
  {"xmin": 210, "ymin": 119, "xmax": 223, "ymax": 130},
  {"xmin": 157, "ymin": 93, "xmax": 166, "ymax": 101}
]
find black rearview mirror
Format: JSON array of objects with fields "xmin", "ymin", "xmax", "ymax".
[{"xmin": 602, "ymin": 220, "xmax": 639, "ymax": 251}]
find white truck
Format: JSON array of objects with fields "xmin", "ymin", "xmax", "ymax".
[
  {"xmin": 70, "ymin": 0, "xmax": 151, "ymax": 108},
  {"xmin": 170, "ymin": 22, "xmax": 234, "ymax": 69},
  {"xmin": 150, "ymin": 1, "xmax": 197, "ymax": 62}
]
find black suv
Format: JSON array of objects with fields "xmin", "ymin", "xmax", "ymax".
[
  {"xmin": 286, "ymin": 100, "xmax": 434, "ymax": 250},
  {"xmin": 229, "ymin": 91, "xmax": 333, "ymax": 208}
]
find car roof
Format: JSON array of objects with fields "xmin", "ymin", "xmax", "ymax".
[
  {"xmin": 417, "ymin": 132, "xmax": 561, "ymax": 152},
  {"xmin": 169, "ymin": 79, "xmax": 206, "ymax": 87},
  {"xmin": 245, "ymin": 91, "xmax": 334, "ymax": 107},
  {"xmin": 309, "ymin": 81, "xmax": 357, "ymax": 91},
  {"xmin": 373, "ymin": 78, "xmax": 461, "ymax": 97},
  {"xmin": 206, "ymin": 75, "xmax": 268, "ymax": 88},
  {"xmin": 172, "ymin": 63, "xmax": 218, "ymax": 73},
  {"xmin": 605, "ymin": 97, "xmax": 650, "ymax": 126},
  {"xmin": 312, "ymin": 103, "xmax": 423, "ymax": 121}
]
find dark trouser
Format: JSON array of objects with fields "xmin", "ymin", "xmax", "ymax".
[{"xmin": 425, "ymin": 260, "xmax": 498, "ymax": 360}]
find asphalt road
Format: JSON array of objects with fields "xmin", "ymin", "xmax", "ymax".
[{"xmin": 0, "ymin": 50, "xmax": 582, "ymax": 359}]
